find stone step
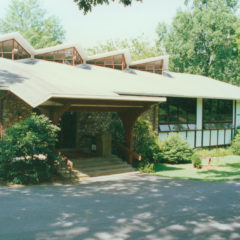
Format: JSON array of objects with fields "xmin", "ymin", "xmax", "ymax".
[
  {"xmin": 74, "ymin": 162, "xmax": 130, "ymax": 172},
  {"xmin": 74, "ymin": 167, "xmax": 135, "ymax": 178},
  {"xmin": 72, "ymin": 156, "xmax": 122, "ymax": 164},
  {"xmin": 59, "ymin": 155, "xmax": 134, "ymax": 179},
  {"xmin": 73, "ymin": 160, "xmax": 128, "ymax": 168}
]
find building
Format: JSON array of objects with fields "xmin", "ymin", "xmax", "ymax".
[{"xmin": 1, "ymin": 32, "xmax": 240, "ymax": 164}]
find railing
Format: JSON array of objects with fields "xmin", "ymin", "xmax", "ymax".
[
  {"xmin": 112, "ymin": 140, "xmax": 142, "ymax": 161},
  {"xmin": 159, "ymin": 128, "xmax": 235, "ymax": 148}
]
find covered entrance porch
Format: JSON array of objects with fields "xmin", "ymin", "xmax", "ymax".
[{"xmin": 39, "ymin": 96, "xmax": 165, "ymax": 168}]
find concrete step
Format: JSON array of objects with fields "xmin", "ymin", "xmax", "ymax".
[
  {"xmin": 73, "ymin": 160, "xmax": 128, "ymax": 168},
  {"xmin": 74, "ymin": 162, "xmax": 130, "ymax": 172},
  {"xmin": 72, "ymin": 156, "xmax": 122, "ymax": 164},
  {"xmin": 59, "ymin": 155, "xmax": 134, "ymax": 179},
  {"xmin": 74, "ymin": 167, "xmax": 135, "ymax": 178}
]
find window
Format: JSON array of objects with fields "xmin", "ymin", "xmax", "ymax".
[
  {"xmin": 35, "ymin": 47, "xmax": 83, "ymax": 66},
  {"xmin": 86, "ymin": 54, "xmax": 126, "ymax": 70},
  {"xmin": 159, "ymin": 97, "xmax": 196, "ymax": 132},
  {"xmin": 130, "ymin": 60, "xmax": 164, "ymax": 75},
  {"xmin": 203, "ymin": 99, "xmax": 233, "ymax": 129},
  {"xmin": 0, "ymin": 39, "xmax": 30, "ymax": 60}
]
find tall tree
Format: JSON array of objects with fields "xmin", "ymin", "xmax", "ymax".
[
  {"xmin": 87, "ymin": 35, "xmax": 163, "ymax": 61},
  {"xmin": 157, "ymin": 0, "xmax": 240, "ymax": 85},
  {"xmin": 74, "ymin": 0, "xmax": 142, "ymax": 14},
  {"xmin": 0, "ymin": 0, "xmax": 65, "ymax": 49}
]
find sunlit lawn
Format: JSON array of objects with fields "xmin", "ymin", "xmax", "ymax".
[{"xmin": 154, "ymin": 155, "xmax": 240, "ymax": 181}]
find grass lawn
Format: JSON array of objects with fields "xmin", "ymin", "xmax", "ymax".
[{"xmin": 153, "ymin": 155, "xmax": 240, "ymax": 181}]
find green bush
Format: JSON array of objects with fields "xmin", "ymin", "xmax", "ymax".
[
  {"xmin": 231, "ymin": 129, "xmax": 240, "ymax": 155},
  {"xmin": 133, "ymin": 120, "xmax": 160, "ymax": 163},
  {"xmin": 192, "ymin": 154, "xmax": 202, "ymax": 169},
  {"xmin": 110, "ymin": 117, "xmax": 160, "ymax": 163},
  {"xmin": 138, "ymin": 162, "xmax": 154, "ymax": 173},
  {"xmin": 0, "ymin": 114, "xmax": 61, "ymax": 184},
  {"xmin": 154, "ymin": 133, "xmax": 193, "ymax": 164}
]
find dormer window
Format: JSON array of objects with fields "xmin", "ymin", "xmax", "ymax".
[
  {"xmin": 0, "ymin": 39, "xmax": 31, "ymax": 60},
  {"xmin": 87, "ymin": 54, "xmax": 126, "ymax": 70},
  {"xmin": 35, "ymin": 47, "xmax": 83, "ymax": 66},
  {"xmin": 130, "ymin": 59, "xmax": 164, "ymax": 75}
]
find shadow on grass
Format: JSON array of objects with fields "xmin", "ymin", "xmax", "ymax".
[
  {"xmin": 224, "ymin": 163, "xmax": 240, "ymax": 169},
  {"xmin": 154, "ymin": 163, "xmax": 183, "ymax": 172},
  {"xmin": 199, "ymin": 163, "xmax": 240, "ymax": 180}
]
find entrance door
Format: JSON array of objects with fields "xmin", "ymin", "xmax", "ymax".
[{"xmin": 57, "ymin": 112, "xmax": 77, "ymax": 149}]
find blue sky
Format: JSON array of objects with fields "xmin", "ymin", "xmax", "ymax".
[{"xmin": 0, "ymin": 0, "xmax": 186, "ymax": 47}]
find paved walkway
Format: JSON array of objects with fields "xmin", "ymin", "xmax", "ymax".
[{"xmin": 0, "ymin": 173, "xmax": 240, "ymax": 240}]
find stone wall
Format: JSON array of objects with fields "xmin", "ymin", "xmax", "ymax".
[
  {"xmin": 74, "ymin": 108, "xmax": 158, "ymax": 153},
  {"xmin": 76, "ymin": 112, "xmax": 113, "ymax": 153},
  {"xmin": 2, "ymin": 93, "xmax": 32, "ymax": 131}
]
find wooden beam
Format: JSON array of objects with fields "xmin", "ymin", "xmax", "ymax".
[
  {"xmin": 118, "ymin": 106, "xmax": 151, "ymax": 164},
  {"xmin": 52, "ymin": 98, "xmax": 150, "ymax": 107},
  {"xmin": 39, "ymin": 103, "xmax": 71, "ymax": 124}
]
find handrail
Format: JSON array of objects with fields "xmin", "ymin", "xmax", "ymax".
[{"xmin": 112, "ymin": 140, "xmax": 142, "ymax": 161}]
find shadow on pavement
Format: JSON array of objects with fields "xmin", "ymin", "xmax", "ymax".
[{"xmin": 0, "ymin": 174, "xmax": 240, "ymax": 240}]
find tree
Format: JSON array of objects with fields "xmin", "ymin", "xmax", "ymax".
[
  {"xmin": 74, "ymin": 0, "xmax": 142, "ymax": 14},
  {"xmin": 87, "ymin": 35, "xmax": 163, "ymax": 61},
  {"xmin": 0, "ymin": 0, "xmax": 65, "ymax": 49},
  {"xmin": 157, "ymin": 0, "xmax": 240, "ymax": 85}
]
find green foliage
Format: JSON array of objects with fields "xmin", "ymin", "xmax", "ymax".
[
  {"xmin": 74, "ymin": 0, "xmax": 142, "ymax": 14},
  {"xmin": 154, "ymin": 134, "xmax": 194, "ymax": 164},
  {"xmin": 134, "ymin": 119, "xmax": 160, "ymax": 163},
  {"xmin": 0, "ymin": 114, "xmax": 61, "ymax": 184},
  {"xmin": 195, "ymin": 147, "xmax": 234, "ymax": 157},
  {"xmin": 110, "ymin": 117, "xmax": 159, "ymax": 163},
  {"xmin": 0, "ymin": 0, "xmax": 65, "ymax": 49},
  {"xmin": 231, "ymin": 129, "xmax": 240, "ymax": 155},
  {"xmin": 138, "ymin": 162, "xmax": 154, "ymax": 173},
  {"xmin": 87, "ymin": 35, "xmax": 163, "ymax": 61},
  {"xmin": 157, "ymin": 0, "xmax": 240, "ymax": 85},
  {"xmin": 192, "ymin": 154, "xmax": 202, "ymax": 169}
]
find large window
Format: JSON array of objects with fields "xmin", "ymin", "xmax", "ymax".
[
  {"xmin": 130, "ymin": 60, "xmax": 164, "ymax": 75},
  {"xmin": 159, "ymin": 97, "xmax": 196, "ymax": 132},
  {"xmin": 87, "ymin": 54, "xmax": 126, "ymax": 70},
  {"xmin": 35, "ymin": 47, "xmax": 83, "ymax": 66},
  {"xmin": 203, "ymin": 99, "xmax": 233, "ymax": 129},
  {"xmin": 0, "ymin": 39, "xmax": 30, "ymax": 60}
]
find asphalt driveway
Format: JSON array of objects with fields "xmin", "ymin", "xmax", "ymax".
[{"xmin": 0, "ymin": 173, "xmax": 240, "ymax": 240}]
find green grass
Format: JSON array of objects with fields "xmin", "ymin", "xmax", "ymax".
[{"xmin": 153, "ymin": 155, "xmax": 240, "ymax": 182}]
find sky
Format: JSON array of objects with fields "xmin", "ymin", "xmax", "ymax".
[{"xmin": 0, "ymin": 0, "xmax": 186, "ymax": 48}]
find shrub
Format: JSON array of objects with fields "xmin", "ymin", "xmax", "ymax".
[
  {"xmin": 192, "ymin": 154, "xmax": 202, "ymax": 169},
  {"xmin": 231, "ymin": 129, "xmax": 240, "ymax": 155},
  {"xmin": 138, "ymin": 162, "xmax": 154, "ymax": 173},
  {"xmin": 0, "ymin": 114, "xmax": 61, "ymax": 184},
  {"xmin": 133, "ymin": 120, "xmax": 160, "ymax": 163},
  {"xmin": 110, "ymin": 117, "xmax": 160, "ymax": 163},
  {"xmin": 154, "ymin": 133, "xmax": 193, "ymax": 164}
]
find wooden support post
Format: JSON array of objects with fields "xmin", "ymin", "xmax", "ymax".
[{"xmin": 118, "ymin": 106, "xmax": 150, "ymax": 164}]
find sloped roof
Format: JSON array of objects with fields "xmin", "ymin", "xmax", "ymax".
[
  {"xmin": 0, "ymin": 58, "xmax": 165, "ymax": 107},
  {"xmin": 1, "ymin": 58, "xmax": 240, "ymax": 109},
  {"xmin": 34, "ymin": 43, "xmax": 87, "ymax": 60},
  {"xmin": 130, "ymin": 55, "xmax": 169, "ymax": 70},
  {"xmin": 0, "ymin": 32, "xmax": 35, "ymax": 56},
  {"xmin": 87, "ymin": 49, "xmax": 131, "ymax": 66}
]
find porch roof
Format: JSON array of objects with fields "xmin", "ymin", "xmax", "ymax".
[{"xmin": 1, "ymin": 58, "xmax": 240, "ymax": 108}]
